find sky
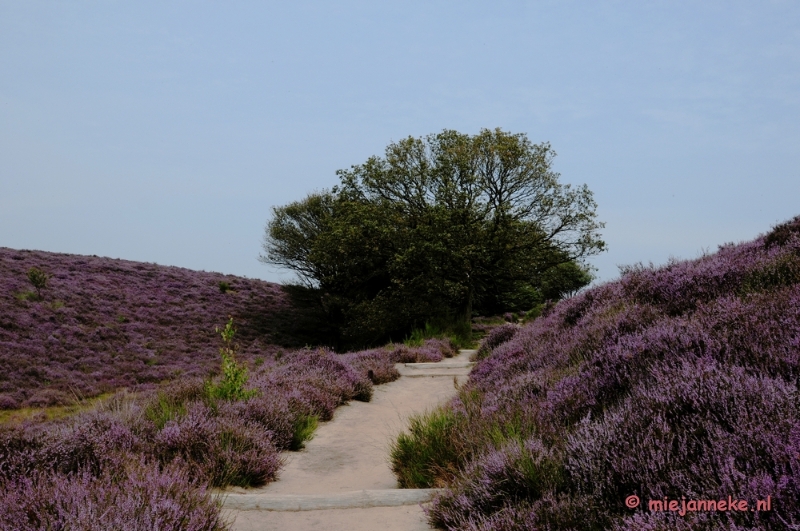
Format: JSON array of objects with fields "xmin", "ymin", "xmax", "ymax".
[{"xmin": 1, "ymin": 1, "xmax": 799, "ymax": 286}]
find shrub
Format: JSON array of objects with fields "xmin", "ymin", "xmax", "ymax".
[
  {"xmin": 0, "ymin": 395, "xmax": 19, "ymax": 410},
  {"xmin": 290, "ymin": 414, "xmax": 318, "ymax": 451},
  {"xmin": 217, "ymin": 395, "xmax": 295, "ymax": 450},
  {"xmin": 204, "ymin": 318, "xmax": 258, "ymax": 402},
  {"xmin": 145, "ymin": 391, "xmax": 190, "ymax": 431},
  {"xmin": 41, "ymin": 410, "xmax": 142, "ymax": 476},
  {"xmin": 474, "ymin": 323, "xmax": 520, "ymax": 361},
  {"xmin": 428, "ymin": 439, "xmax": 567, "ymax": 530},
  {"xmin": 154, "ymin": 401, "xmax": 280, "ymax": 487},
  {"xmin": 0, "ymin": 460, "xmax": 225, "ymax": 531},
  {"xmin": 763, "ymin": 214, "xmax": 800, "ymax": 248},
  {"xmin": 416, "ymin": 216, "xmax": 800, "ymax": 530},
  {"xmin": 26, "ymin": 266, "xmax": 49, "ymax": 299},
  {"xmin": 391, "ymin": 407, "xmax": 465, "ymax": 488},
  {"xmin": 565, "ymin": 358, "xmax": 800, "ymax": 529}
]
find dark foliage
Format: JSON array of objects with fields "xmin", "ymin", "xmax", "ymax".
[{"xmin": 262, "ymin": 129, "xmax": 604, "ymax": 347}]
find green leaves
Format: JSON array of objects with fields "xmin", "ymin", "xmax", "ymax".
[
  {"xmin": 27, "ymin": 266, "xmax": 49, "ymax": 300},
  {"xmin": 205, "ymin": 318, "xmax": 257, "ymax": 402},
  {"xmin": 262, "ymin": 128, "xmax": 605, "ymax": 347}
]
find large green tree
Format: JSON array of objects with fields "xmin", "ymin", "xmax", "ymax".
[{"xmin": 262, "ymin": 128, "xmax": 605, "ymax": 347}]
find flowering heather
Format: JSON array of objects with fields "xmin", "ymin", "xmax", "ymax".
[
  {"xmin": 474, "ymin": 323, "xmax": 520, "ymax": 361},
  {"xmin": 400, "ymin": 216, "xmax": 800, "ymax": 530},
  {"xmin": 0, "ymin": 321, "xmax": 447, "ymax": 529},
  {"xmin": 0, "ymin": 461, "xmax": 225, "ymax": 531},
  {"xmin": 0, "ymin": 247, "xmax": 296, "ymax": 408}
]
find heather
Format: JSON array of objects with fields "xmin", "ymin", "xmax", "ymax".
[
  {"xmin": 0, "ymin": 334, "xmax": 449, "ymax": 529},
  {"xmin": 473, "ymin": 323, "xmax": 520, "ymax": 361},
  {"xmin": 0, "ymin": 247, "xmax": 298, "ymax": 409},
  {"xmin": 0, "ymin": 462, "xmax": 225, "ymax": 531},
  {"xmin": 394, "ymin": 216, "xmax": 800, "ymax": 530}
]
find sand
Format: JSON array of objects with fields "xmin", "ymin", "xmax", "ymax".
[{"xmin": 219, "ymin": 350, "xmax": 475, "ymax": 531}]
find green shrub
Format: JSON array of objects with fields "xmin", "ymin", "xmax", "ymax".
[
  {"xmin": 26, "ymin": 267, "xmax": 49, "ymax": 299},
  {"xmin": 403, "ymin": 327, "xmax": 428, "ymax": 347},
  {"xmin": 405, "ymin": 320, "xmax": 474, "ymax": 350},
  {"xmin": 145, "ymin": 392, "xmax": 188, "ymax": 430},
  {"xmin": 390, "ymin": 407, "xmax": 464, "ymax": 487},
  {"xmin": 290, "ymin": 414, "xmax": 318, "ymax": 450},
  {"xmin": 739, "ymin": 253, "xmax": 800, "ymax": 295},
  {"xmin": 204, "ymin": 318, "xmax": 258, "ymax": 402},
  {"xmin": 15, "ymin": 291, "xmax": 38, "ymax": 302}
]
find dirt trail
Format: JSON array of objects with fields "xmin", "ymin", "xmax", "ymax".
[{"xmin": 219, "ymin": 350, "xmax": 475, "ymax": 531}]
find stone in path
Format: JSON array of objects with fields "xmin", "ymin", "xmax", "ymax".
[{"xmin": 220, "ymin": 350, "xmax": 475, "ymax": 531}]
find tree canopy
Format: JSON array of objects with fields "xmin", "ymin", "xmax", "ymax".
[{"xmin": 262, "ymin": 128, "xmax": 605, "ymax": 347}]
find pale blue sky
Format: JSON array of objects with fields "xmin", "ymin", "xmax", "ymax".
[{"xmin": 2, "ymin": 1, "xmax": 799, "ymax": 285}]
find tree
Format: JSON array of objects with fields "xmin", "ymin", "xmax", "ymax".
[
  {"xmin": 262, "ymin": 128, "xmax": 605, "ymax": 347},
  {"xmin": 27, "ymin": 267, "xmax": 49, "ymax": 300}
]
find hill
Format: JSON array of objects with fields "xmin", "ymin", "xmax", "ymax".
[
  {"xmin": 0, "ymin": 248, "xmax": 297, "ymax": 409},
  {"xmin": 393, "ymin": 216, "xmax": 800, "ymax": 530}
]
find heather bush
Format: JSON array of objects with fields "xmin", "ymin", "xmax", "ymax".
[
  {"xmin": 428, "ymin": 439, "xmax": 569, "ymax": 530},
  {"xmin": 42, "ymin": 410, "xmax": 143, "ymax": 476},
  {"xmin": 565, "ymin": 358, "xmax": 799, "ymax": 528},
  {"xmin": 154, "ymin": 401, "xmax": 281, "ymax": 487},
  {"xmin": 613, "ymin": 511, "xmax": 769, "ymax": 531},
  {"xmin": 410, "ymin": 217, "xmax": 800, "ymax": 530},
  {"xmin": 393, "ymin": 339, "xmax": 456, "ymax": 363},
  {"xmin": 404, "ymin": 321, "xmax": 471, "ymax": 350},
  {"xmin": 0, "ymin": 424, "xmax": 42, "ymax": 481},
  {"xmin": 216, "ymin": 395, "xmax": 295, "ymax": 450},
  {"xmin": 763, "ymin": 214, "xmax": 800, "ymax": 249},
  {"xmin": 474, "ymin": 323, "xmax": 520, "ymax": 361},
  {"xmin": 0, "ymin": 313, "xmax": 425, "ymax": 528},
  {"xmin": 342, "ymin": 348, "xmax": 400, "ymax": 384},
  {"xmin": 0, "ymin": 395, "xmax": 18, "ymax": 410},
  {"xmin": 420, "ymin": 337, "xmax": 458, "ymax": 358},
  {"xmin": 251, "ymin": 348, "xmax": 370, "ymax": 421},
  {"xmin": 0, "ymin": 461, "xmax": 225, "ymax": 531}
]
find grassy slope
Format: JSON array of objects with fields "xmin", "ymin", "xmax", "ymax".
[{"xmin": 0, "ymin": 247, "xmax": 297, "ymax": 409}]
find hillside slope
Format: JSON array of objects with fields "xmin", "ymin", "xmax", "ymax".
[
  {"xmin": 395, "ymin": 216, "xmax": 800, "ymax": 530},
  {"xmin": 0, "ymin": 248, "xmax": 296, "ymax": 409}
]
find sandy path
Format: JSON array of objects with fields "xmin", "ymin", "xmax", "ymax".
[{"xmin": 219, "ymin": 350, "xmax": 474, "ymax": 531}]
